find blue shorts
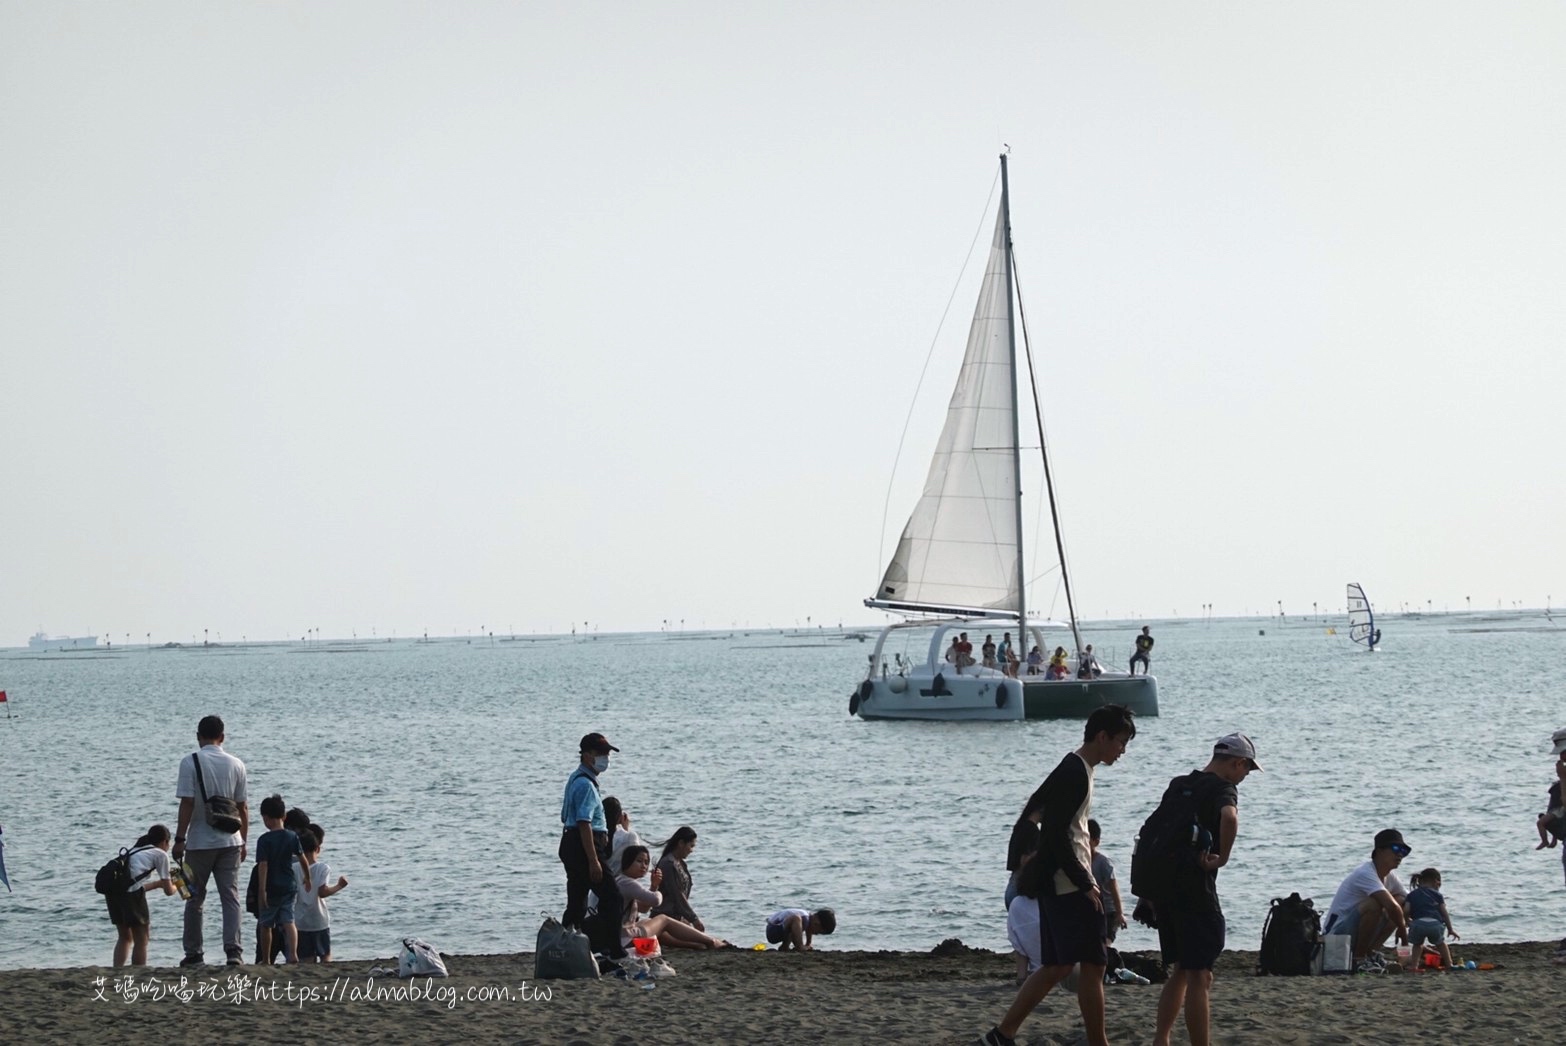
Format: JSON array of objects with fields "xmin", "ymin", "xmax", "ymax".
[
  {"xmin": 258, "ymin": 896, "xmax": 296, "ymax": 929},
  {"xmin": 297, "ymin": 928, "xmax": 331, "ymax": 959}
]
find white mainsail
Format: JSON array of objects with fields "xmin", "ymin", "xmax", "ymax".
[
  {"xmin": 1346, "ymin": 582, "xmax": 1376, "ymax": 647},
  {"xmin": 869, "ymin": 209, "xmax": 1022, "ymax": 616}
]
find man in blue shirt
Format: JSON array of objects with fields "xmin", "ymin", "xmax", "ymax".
[{"xmin": 559, "ymin": 732, "xmax": 626, "ymax": 961}]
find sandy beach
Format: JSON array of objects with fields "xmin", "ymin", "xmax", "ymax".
[{"xmin": 0, "ymin": 941, "xmax": 1556, "ymax": 1045}]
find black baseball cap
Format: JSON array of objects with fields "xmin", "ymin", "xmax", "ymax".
[
  {"xmin": 1374, "ymin": 828, "xmax": 1410, "ymax": 855},
  {"xmin": 579, "ymin": 732, "xmax": 619, "ymax": 754}
]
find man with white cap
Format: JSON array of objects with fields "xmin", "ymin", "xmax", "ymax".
[{"xmin": 1150, "ymin": 732, "xmax": 1260, "ymax": 1046}]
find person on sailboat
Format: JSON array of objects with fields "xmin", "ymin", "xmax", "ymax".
[
  {"xmin": 945, "ymin": 629, "xmax": 970, "ymax": 670},
  {"xmin": 998, "ymin": 633, "xmax": 1017, "ymax": 677},
  {"xmin": 1047, "ymin": 647, "xmax": 1070, "ymax": 680},
  {"xmin": 982, "ymin": 636, "xmax": 998, "ymax": 669},
  {"xmin": 1129, "ymin": 627, "xmax": 1154, "ymax": 676},
  {"xmin": 1077, "ymin": 645, "xmax": 1102, "ymax": 680}
]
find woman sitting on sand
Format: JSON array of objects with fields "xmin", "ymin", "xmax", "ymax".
[
  {"xmin": 651, "ymin": 827, "xmax": 707, "ymax": 932},
  {"xmin": 616, "ymin": 845, "xmax": 729, "ymax": 951}
]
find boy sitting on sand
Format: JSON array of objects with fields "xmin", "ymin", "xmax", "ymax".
[{"xmin": 766, "ymin": 907, "xmax": 835, "ymax": 950}]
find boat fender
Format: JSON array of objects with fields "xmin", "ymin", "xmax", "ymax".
[
  {"xmin": 888, "ymin": 675, "xmax": 907, "ymax": 694},
  {"xmin": 995, "ymin": 685, "xmax": 1007, "ymax": 708},
  {"xmin": 858, "ymin": 679, "xmax": 874, "ymax": 703},
  {"xmin": 932, "ymin": 672, "xmax": 945, "ymax": 694},
  {"xmin": 848, "ymin": 692, "xmax": 860, "ymax": 716}
]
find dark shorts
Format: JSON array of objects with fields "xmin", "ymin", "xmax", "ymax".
[
  {"xmin": 1037, "ymin": 891, "xmax": 1108, "ymax": 968},
  {"xmin": 107, "ymin": 889, "xmax": 150, "ymax": 928},
  {"xmin": 1157, "ymin": 908, "xmax": 1226, "ymax": 972},
  {"xmin": 297, "ymin": 928, "xmax": 331, "ymax": 959},
  {"xmin": 258, "ymin": 896, "xmax": 296, "ymax": 929},
  {"xmin": 765, "ymin": 920, "xmax": 790, "ymax": 944}
]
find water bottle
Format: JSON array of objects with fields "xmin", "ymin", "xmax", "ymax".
[{"xmin": 170, "ymin": 860, "xmax": 193, "ymax": 901}]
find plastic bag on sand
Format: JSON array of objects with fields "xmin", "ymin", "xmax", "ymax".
[{"xmin": 398, "ymin": 937, "xmax": 449, "ymax": 978}]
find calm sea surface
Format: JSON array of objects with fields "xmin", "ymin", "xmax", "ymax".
[{"xmin": 1, "ymin": 614, "xmax": 1563, "ymax": 970}]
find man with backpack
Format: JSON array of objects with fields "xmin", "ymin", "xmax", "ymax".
[
  {"xmin": 1143, "ymin": 732, "xmax": 1260, "ymax": 1046},
  {"xmin": 980, "ymin": 704, "xmax": 1138, "ymax": 1046},
  {"xmin": 172, "ymin": 715, "xmax": 250, "ymax": 967}
]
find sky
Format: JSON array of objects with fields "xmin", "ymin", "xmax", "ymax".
[{"xmin": 2, "ymin": 1, "xmax": 1563, "ymax": 644}]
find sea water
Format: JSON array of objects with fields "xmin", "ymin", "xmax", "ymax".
[{"xmin": 0, "ymin": 614, "xmax": 1562, "ymax": 970}]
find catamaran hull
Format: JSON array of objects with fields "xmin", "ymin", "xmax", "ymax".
[
  {"xmin": 852, "ymin": 672, "xmax": 1157, "ymax": 721},
  {"xmin": 1022, "ymin": 675, "xmax": 1158, "ymax": 718},
  {"xmin": 853, "ymin": 676, "xmax": 1026, "ymax": 721}
]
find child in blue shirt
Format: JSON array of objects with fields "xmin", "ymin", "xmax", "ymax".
[
  {"xmin": 254, "ymin": 794, "xmax": 312, "ymax": 964},
  {"xmin": 1405, "ymin": 868, "xmax": 1458, "ymax": 968}
]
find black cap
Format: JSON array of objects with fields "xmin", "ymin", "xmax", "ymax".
[
  {"xmin": 580, "ymin": 732, "xmax": 619, "ymax": 754},
  {"xmin": 1374, "ymin": 828, "xmax": 1410, "ymax": 854}
]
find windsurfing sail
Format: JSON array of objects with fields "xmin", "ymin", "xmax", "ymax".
[{"xmin": 1346, "ymin": 583, "xmax": 1377, "ymax": 649}]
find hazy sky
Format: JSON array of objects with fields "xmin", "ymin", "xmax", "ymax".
[{"xmin": 3, "ymin": 2, "xmax": 1563, "ymax": 644}]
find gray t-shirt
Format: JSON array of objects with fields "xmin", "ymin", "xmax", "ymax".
[
  {"xmin": 174, "ymin": 746, "xmax": 249, "ymax": 850},
  {"xmin": 1091, "ymin": 850, "xmax": 1117, "ymax": 916}
]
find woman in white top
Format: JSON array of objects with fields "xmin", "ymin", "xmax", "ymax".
[
  {"xmin": 107, "ymin": 823, "xmax": 177, "ymax": 967},
  {"xmin": 602, "ymin": 797, "xmax": 643, "ymax": 876},
  {"xmin": 615, "ymin": 846, "xmax": 730, "ymax": 951}
]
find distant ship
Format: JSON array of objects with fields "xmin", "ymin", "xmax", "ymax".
[{"xmin": 28, "ymin": 632, "xmax": 98, "ymax": 650}]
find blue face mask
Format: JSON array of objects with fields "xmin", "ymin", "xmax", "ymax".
[{"xmin": 592, "ymin": 754, "xmax": 610, "ymax": 774}]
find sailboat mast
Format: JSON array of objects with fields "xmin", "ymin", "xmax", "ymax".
[
  {"xmin": 1009, "ymin": 161, "xmax": 1085, "ymax": 658},
  {"xmin": 999, "ymin": 154, "xmax": 1029, "ymax": 649}
]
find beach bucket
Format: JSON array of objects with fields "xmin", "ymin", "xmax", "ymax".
[
  {"xmin": 1422, "ymin": 951, "xmax": 1441, "ymax": 969},
  {"xmin": 632, "ymin": 936, "xmax": 661, "ymax": 959}
]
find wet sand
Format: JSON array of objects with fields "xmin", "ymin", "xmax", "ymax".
[{"xmin": 0, "ymin": 942, "xmax": 1556, "ymax": 1044}]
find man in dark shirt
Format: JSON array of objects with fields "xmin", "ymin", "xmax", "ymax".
[
  {"xmin": 981, "ymin": 704, "xmax": 1138, "ymax": 1046},
  {"xmin": 1130, "ymin": 626, "xmax": 1154, "ymax": 675},
  {"xmin": 1150, "ymin": 733, "xmax": 1259, "ymax": 1046}
]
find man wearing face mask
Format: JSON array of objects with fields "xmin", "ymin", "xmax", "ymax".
[{"xmin": 559, "ymin": 732, "xmax": 627, "ymax": 963}]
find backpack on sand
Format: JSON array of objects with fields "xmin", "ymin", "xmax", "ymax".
[
  {"xmin": 95, "ymin": 846, "xmax": 155, "ymax": 895},
  {"xmin": 1130, "ymin": 773, "xmax": 1216, "ymax": 901},
  {"xmin": 1258, "ymin": 893, "xmax": 1323, "ymax": 976}
]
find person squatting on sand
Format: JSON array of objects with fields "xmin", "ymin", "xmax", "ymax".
[
  {"xmin": 1146, "ymin": 732, "xmax": 1258, "ymax": 1046},
  {"xmin": 173, "ymin": 715, "xmax": 249, "ymax": 967},
  {"xmin": 105, "ymin": 824, "xmax": 176, "ymax": 967},
  {"xmin": 1322, "ymin": 828, "xmax": 1412, "ymax": 970},
  {"xmin": 651, "ymin": 826, "xmax": 705, "ymax": 931},
  {"xmin": 981, "ymin": 704, "xmax": 1137, "ymax": 1046},
  {"xmin": 558, "ymin": 732, "xmax": 627, "ymax": 962},
  {"xmin": 1087, "ymin": 819, "xmax": 1126, "ymax": 969},
  {"xmin": 615, "ymin": 845, "xmax": 729, "ymax": 951},
  {"xmin": 766, "ymin": 907, "xmax": 835, "ymax": 950}
]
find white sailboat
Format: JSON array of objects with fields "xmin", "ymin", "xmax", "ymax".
[
  {"xmin": 1346, "ymin": 583, "xmax": 1380, "ymax": 651},
  {"xmin": 850, "ymin": 155, "xmax": 1158, "ymax": 721}
]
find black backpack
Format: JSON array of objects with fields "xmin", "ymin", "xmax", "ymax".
[
  {"xmin": 1258, "ymin": 893, "xmax": 1322, "ymax": 975},
  {"xmin": 95, "ymin": 845, "xmax": 155, "ymax": 895},
  {"xmin": 1129, "ymin": 773, "xmax": 1216, "ymax": 900}
]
